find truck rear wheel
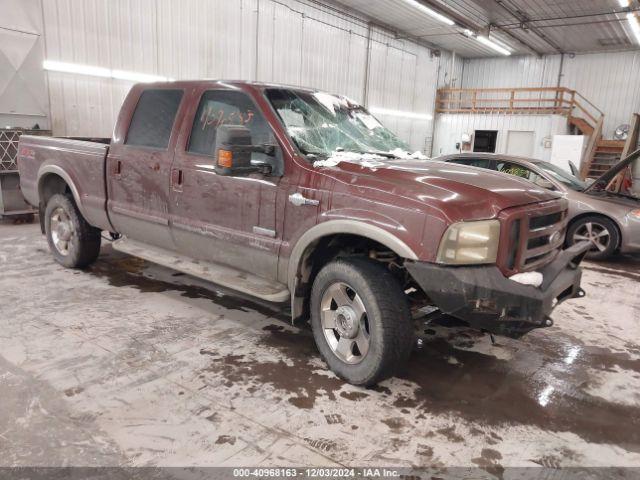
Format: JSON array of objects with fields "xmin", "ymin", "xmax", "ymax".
[
  {"xmin": 44, "ymin": 194, "xmax": 101, "ymax": 268},
  {"xmin": 310, "ymin": 258, "xmax": 414, "ymax": 386}
]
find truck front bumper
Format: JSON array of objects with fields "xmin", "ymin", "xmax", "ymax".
[{"xmin": 405, "ymin": 242, "xmax": 591, "ymax": 338}]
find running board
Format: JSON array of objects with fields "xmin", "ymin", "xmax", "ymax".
[{"xmin": 111, "ymin": 237, "xmax": 290, "ymax": 303}]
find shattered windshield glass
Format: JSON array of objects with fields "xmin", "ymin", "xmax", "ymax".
[{"xmin": 265, "ymin": 88, "xmax": 411, "ymax": 158}]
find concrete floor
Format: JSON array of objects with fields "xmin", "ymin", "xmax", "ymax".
[{"xmin": 1, "ymin": 221, "xmax": 639, "ymax": 474}]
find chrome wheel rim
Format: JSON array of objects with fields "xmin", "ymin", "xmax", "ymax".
[
  {"xmin": 50, "ymin": 206, "xmax": 75, "ymax": 256},
  {"xmin": 320, "ymin": 282, "xmax": 370, "ymax": 365},
  {"xmin": 573, "ymin": 222, "xmax": 610, "ymax": 253}
]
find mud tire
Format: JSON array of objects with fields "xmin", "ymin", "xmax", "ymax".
[
  {"xmin": 310, "ymin": 258, "xmax": 414, "ymax": 386},
  {"xmin": 44, "ymin": 193, "xmax": 101, "ymax": 268}
]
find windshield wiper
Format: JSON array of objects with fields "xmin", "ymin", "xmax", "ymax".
[{"xmin": 362, "ymin": 150, "xmax": 397, "ymax": 158}]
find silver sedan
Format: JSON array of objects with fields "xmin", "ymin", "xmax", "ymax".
[{"xmin": 436, "ymin": 152, "xmax": 640, "ymax": 260}]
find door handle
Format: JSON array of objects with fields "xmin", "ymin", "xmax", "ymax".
[
  {"xmin": 289, "ymin": 192, "xmax": 319, "ymax": 206},
  {"xmin": 113, "ymin": 160, "xmax": 122, "ymax": 176},
  {"xmin": 171, "ymin": 168, "xmax": 183, "ymax": 191}
]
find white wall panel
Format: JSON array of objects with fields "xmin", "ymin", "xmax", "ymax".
[
  {"xmin": 432, "ymin": 113, "xmax": 569, "ymax": 161},
  {"xmin": 41, "ymin": 0, "xmax": 438, "ymax": 152},
  {"xmin": 561, "ymin": 51, "xmax": 640, "ymax": 138},
  {"xmin": 461, "ymin": 56, "xmax": 561, "ymax": 90}
]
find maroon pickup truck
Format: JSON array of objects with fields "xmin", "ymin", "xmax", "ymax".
[{"xmin": 17, "ymin": 80, "xmax": 589, "ymax": 385}]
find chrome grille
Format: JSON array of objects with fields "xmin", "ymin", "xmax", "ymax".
[
  {"xmin": 522, "ymin": 210, "xmax": 568, "ymax": 270},
  {"xmin": 498, "ymin": 199, "xmax": 568, "ymax": 275}
]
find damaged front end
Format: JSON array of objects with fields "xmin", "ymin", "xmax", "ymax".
[{"xmin": 405, "ymin": 242, "xmax": 590, "ymax": 338}]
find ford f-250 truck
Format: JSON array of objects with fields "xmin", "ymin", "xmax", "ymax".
[{"xmin": 18, "ymin": 81, "xmax": 589, "ymax": 386}]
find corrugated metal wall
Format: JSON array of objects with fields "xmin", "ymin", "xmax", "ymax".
[
  {"xmin": 42, "ymin": 0, "xmax": 440, "ymax": 152},
  {"xmin": 458, "ymin": 51, "xmax": 640, "ymax": 138},
  {"xmin": 437, "ymin": 50, "xmax": 464, "ymax": 88},
  {"xmin": 460, "ymin": 56, "xmax": 561, "ymax": 89},
  {"xmin": 562, "ymin": 51, "xmax": 640, "ymax": 138}
]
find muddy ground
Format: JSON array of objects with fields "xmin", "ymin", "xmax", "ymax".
[{"xmin": 0, "ymin": 222, "xmax": 639, "ymax": 477}]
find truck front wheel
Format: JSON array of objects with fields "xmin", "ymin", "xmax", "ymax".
[
  {"xmin": 310, "ymin": 258, "xmax": 414, "ymax": 386},
  {"xmin": 44, "ymin": 194, "xmax": 101, "ymax": 268}
]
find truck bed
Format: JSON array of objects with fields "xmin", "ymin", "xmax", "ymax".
[{"xmin": 17, "ymin": 135, "xmax": 113, "ymax": 231}]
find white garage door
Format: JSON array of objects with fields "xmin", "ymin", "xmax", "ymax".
[{"xmin": 506, "ymin": 130, "xmax": 535, "ymax": 158}]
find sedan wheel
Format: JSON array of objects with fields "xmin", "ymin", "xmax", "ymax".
[
  {"xmin": 567, "ymin": 215, "xmax": 620, "ymax": 261},
  {"xmin": 572, "ymin": 221, "xmax": 610, "ymax": 253}
]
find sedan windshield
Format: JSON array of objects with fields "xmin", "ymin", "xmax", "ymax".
[
  {"xmin": 265, "ymin": 88, "xmax": 410, "ymax": 158},
  {"xmin": 536, "ymin": 161, "xmax": 587, "ymax": 191}
]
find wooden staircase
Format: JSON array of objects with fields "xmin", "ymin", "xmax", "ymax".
[
  {"xmin": 568, "ymin": 116, "xmax": 594, "ymax": 137},
  {"xmin": 579, "ymin": 114, "xmax": 639, "ymax": 183},
  {"xmin": 587, "ymin": 139, "xmax": 625, "ymax": 178}
]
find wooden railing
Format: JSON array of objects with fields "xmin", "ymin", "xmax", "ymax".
[
  {"xmin": 437, "ymin": 87, "xmax": 607, "ymax": 180},
  {"xmin": 436, "ymin": 87, "xmax": 604, "ymax": 127}
]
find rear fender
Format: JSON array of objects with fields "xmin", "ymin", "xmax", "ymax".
[{"xmin": 37, "ymin": 165, "xmax": 88, "ymax": 221}]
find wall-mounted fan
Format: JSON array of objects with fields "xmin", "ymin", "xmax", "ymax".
[{"xmin": 614, "ymin": 124, "xmax": 630, "ymax": 140}]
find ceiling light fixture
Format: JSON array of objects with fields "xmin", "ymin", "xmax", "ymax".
[
  {"xmin": 369, "ymin": 107, "xmax": 433, "ymax": 121},
  {"xmin": 627, "ymin": 12, "xmax": 640, "ymax": 45},
  {"xmin": 43, "ymin": 60, "xmax": 173, "ymax": 83},
  {"xmin": 400, "ymin": 0, "xmax": 455, "ymax": 26},
  {"xmin": 476, "ymin": 35, "xmax": 512, "ymax": 56}
]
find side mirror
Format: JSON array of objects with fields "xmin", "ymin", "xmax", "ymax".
[
  {"xmin": 535, "ymin": 178, "xmax": 556, "ymax": 190},
  {"xmin": 214, "ymin": 125, "xmax": 275, "ymax": 176}
]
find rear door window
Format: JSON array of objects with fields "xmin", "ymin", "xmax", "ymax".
[{"xmin": 125, "ymin": 89, "xmax": 184, "ymax": 149}]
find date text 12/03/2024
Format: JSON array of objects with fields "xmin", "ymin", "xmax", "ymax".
[{"xmin": 232, "ymin": 468, "xmax": 400, "ymax": 477}]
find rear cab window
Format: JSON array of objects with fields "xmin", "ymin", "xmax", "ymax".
[{"xmin": 125, "ymin": 89, "xmax": 184, "ymax": 149}]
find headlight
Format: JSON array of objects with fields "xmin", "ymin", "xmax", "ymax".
[
  {"xmin": 629, "ymin": 209, "xmax": 640, "ymax": 220},
  {"xmin": 436, "ymin": 219, "xmax": 501, "ymax": 265}
]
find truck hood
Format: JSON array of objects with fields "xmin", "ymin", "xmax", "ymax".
[{"xmin": 322, "ymin": 158, "xmax": 560, "ymax": 219}]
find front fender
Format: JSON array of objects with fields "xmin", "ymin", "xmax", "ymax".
[{"xmin": 285, "ymin": 218, "xmax": 419, "ymax": 319}]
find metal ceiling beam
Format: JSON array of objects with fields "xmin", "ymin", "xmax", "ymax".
[
  {"xmin": 323, "ymin": 0, "xmax": 442, "ymax": 52},
  {"xmin": 495, "ymin": 6, "xmax": 640, "ymax": 28},
  {"xmin": 492, "ymin": 0, "xmax": 563, "ymax": 53},
  {"xmin": 418, "ymin": 0, "xmax": 545, "ymax": 56}
]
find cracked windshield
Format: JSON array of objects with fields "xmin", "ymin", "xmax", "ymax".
[{"xmin": 265, "ymin": 88, "xmax": 417, "ymax": 161}]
